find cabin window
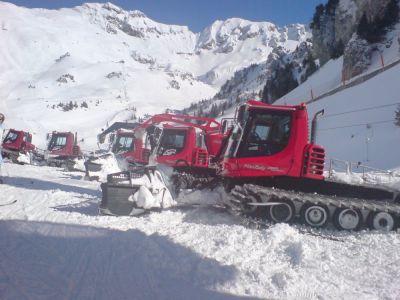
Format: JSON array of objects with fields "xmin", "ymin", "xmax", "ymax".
[
  {"xmin": 48, "ymin": 135, "xmax": 67, "ymax": 151},
  {"xmin": 113, "ymin": 136, "xmax": 134, "ymax": 153},
  {"xmin": 157, "ymin": 129, "xmax": 186, "ymax": 156},
  {"xmin": 237, "ymin": 110, "xmax": 292, "ymax": 157},
  {"xmin": 3, "ymin": 131, "xmax": 18, "ymax": 144}
]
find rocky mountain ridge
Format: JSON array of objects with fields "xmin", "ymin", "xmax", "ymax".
[
  {"xmin": 184, "ymin": 0, "xmax": 400, "ymax": 118},
  {"xmin": 311, "ymin": 0, "xmax": 399, "ymax": 78}
]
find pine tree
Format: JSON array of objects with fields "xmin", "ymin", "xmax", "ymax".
[
  {"xmin": 303, "ymin": 50, "xmax": 318, "ymax": 80},
  {"xmin": 325, "ymin": 0, "xmax": 339, "ymax": 13},
  {"xmin": 262, "ymin": 63, "xmax": 299, "ymax": 104},
  {"xmin": 357, "ymin": 0, "xmax": 400, "ymax": 44},
  {"xmin": 310, "ymin": 4, "xmax": 325, "ymax": 29},
  {"xmin": 261, "ymin": 85, "xmax": 270, "ymax": 103},
  {"xmin": 381, "ymin": 0, "xmax": 400, "ymax": 29},
  {"xmin": 357, "ymin": 13, "xmax": 370, "ymax": 40},
  {"xmin": 395, "ymin": 106, "xmax": 400, "ymax": 127},
  {"xmin": 330, "ymin": 39, "xmax": 344, "ymax": 59}
]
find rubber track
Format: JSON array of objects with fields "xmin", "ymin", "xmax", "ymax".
[{"xmin": 227, "ymin": 184, "xmax": 400, "ymax": 228}]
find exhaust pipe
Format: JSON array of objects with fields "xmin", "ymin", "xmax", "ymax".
[{"xmin": 310, "ymin": 109, "xmax": 324, "ymax": 144}]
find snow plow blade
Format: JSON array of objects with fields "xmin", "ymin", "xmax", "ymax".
[
  {"xmin": 99, "ymin": 166, "xmax": 175, "ymax": 216},
  {"xmin": 100, "ymin": 181, "xmax": 145, "ymax": 216}
]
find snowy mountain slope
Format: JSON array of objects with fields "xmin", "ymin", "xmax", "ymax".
[
  {"xmin": 1, "ymin": 162, "xmax": 400, "ymax": 300},
  {"xmin": 187, "ymin": 22, "xmax": 400, "ymax": 170},
  {"xmin": 214, "ymin": 53, "xmax": 400, "ymax": 170},
  {"xmin": 281, "ymin": 22, "xmax": 400, "ymax": 105},
  {"xmin": 273, "ymin": 23, "xmax": 400, "ymax": 170},
  {"xmin": 302, "ymin": 64, "xmax": 400, "ymax": 170},
  {"xmin": 0, "ymin": 1, "xmax": 308, "ymax": 149}
]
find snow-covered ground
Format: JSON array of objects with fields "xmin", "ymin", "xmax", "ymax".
[{"xmin": 1, "ymin": 162, "xmax": 400, "ymax": 300}]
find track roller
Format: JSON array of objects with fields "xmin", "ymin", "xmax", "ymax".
[
  {"xmin": 367, "ymin": 212, "xmax": 396, "ymax": 231},
  {"xmin": 300, "ymin": 203, "xmax": 329, "ymax": 228},
  {"xmin": 267, "ymin": 199, "xmax": 295, "ymax": 223},
  {"xmin": 333, "ymin": 207, "xmax": 363, "ymax": 231}
]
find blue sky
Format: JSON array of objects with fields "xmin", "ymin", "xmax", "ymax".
[{"xmin": 5, "ymin": 0, "xmax": 327, "ymax": 32}]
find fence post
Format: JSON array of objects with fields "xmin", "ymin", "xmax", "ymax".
[
  {"xmin": 346, "ymin": 161, "xmax": 351, "ymax": 175},
  {"xmin": 380, "ymin": 53, "xmax": 385, "ymax": 68}
]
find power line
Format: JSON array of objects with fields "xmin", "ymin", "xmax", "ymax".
[
  {"xmin": 319, "ymin": 119, "xmax": 395, "ymax": 131},
  {"xmin": 322, "ymin": 103, "xmax": 400, "ymax": 118}
]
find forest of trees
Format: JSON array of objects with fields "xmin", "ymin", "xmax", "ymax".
[
  {"xmin": 261, "ymin": 63, "xmax": 298, "ymax": 104},
  {"xmin": 357, "ymin": 0, "xmax": 399, "ymax": 43}
]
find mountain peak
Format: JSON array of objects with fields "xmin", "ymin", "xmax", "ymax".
[{"xmin": 196, "ymin": 18, "xmax": 308, "ymax": 54}]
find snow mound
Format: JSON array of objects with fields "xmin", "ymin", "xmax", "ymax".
[
  {"xmin": 130, "ymin": 169, "xmax": 176, "ymax": 210},
  {"xmin": 16, "ymin": 152, "xmax": 31, "ymax": 164},
  {"xmin": 84, "ymin": 152, "xmax": 127, "ymax": 181}
]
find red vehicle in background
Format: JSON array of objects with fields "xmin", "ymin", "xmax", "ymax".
[
  {"xmin": 138, "ymin": 113, "xmax": 225, "ymax": 172},
  {"xmin": 92, "ymin": 114, "xmax": 225, "ymax": 170},
  {"xmin": 46, "ymin": 131, "xmax": 82, "ymax": 167},
  {"xmin": 1, "ymin": 129, "xmax": 36, "ymax": 163}
]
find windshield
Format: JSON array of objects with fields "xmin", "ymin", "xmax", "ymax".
[
  {"xmin": 48, "ymin": 135, "xmax": 68, "ymax": 151},
  {"xmin": 113, "ymin": 136, "xmax": 134, "ymax": 153},
  {"xmin": 157, "ymin": 129, "xmax": 186, "ymax": 156},
  {"xmin": 3, "ymin": 131, "xmax": 18, "ymax": 144},
  {"xmin": 237, "ymin": 109, "xmax": 292, "ymax": 157}
]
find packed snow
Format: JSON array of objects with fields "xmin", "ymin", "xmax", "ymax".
[{"xmin": 1, "ymin": 162, "xmax": 400, "ymax": 300}]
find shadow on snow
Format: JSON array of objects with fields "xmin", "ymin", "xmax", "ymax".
[
  {"xmin": 2, "ymin": 176, "xmax": 101, "ymax": 198},
  {"xmin": 0, "ymin": 220, "xmax": 261, "ymax": 300}
]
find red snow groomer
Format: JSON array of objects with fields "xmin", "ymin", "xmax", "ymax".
[
  {"xmin": 1, "ymin": 129, "xmax": 36, "ymax": 163},
  {"xmin": 96, "ymin": 122, "xmax": 143, "ymax": 165},
  {"xmin": 100, "ymin": 101, "xmax": 400, "ymax": 231},
  {"xmin": 137, "ymin": 113, "xmax": 225, "ymax": 170},
  {"xmin": 84, "ymin": 122, "xmax": 145, "ymax": 180},
  {"xmin": 219, "ymin": 101, "xmax": 400, "ymax": 231},
  {"xmin": 99, "ymin": 113, "xmax": 228, "ymax": 215},
  {"xmin": 111, "ymin": 129, "xmax": 138, "ymax": 163},
  {"xmin": 45, "ymin": 131, "xmax": 82, "ymax": 167},
  {"xmin": 85, "ymin": 114, "xmax": 225, "ymax": 181},
  {"xmin": 91, "ymin": 113, "xmax": 225, "ymax": 172}
]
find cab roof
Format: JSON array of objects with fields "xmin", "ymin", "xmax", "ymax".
[{"xmin": 245, "ymin": 100, "xmax": 306, "ymax": 112}]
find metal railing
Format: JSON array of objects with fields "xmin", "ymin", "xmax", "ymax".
[{"xmin": 327, "ymin": 158, "xmax": 399, "ymax": 183}]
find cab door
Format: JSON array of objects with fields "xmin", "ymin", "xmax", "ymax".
[{"xmin": 235, "ymin": 110, "xmax": 294, "ymax": 177}]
